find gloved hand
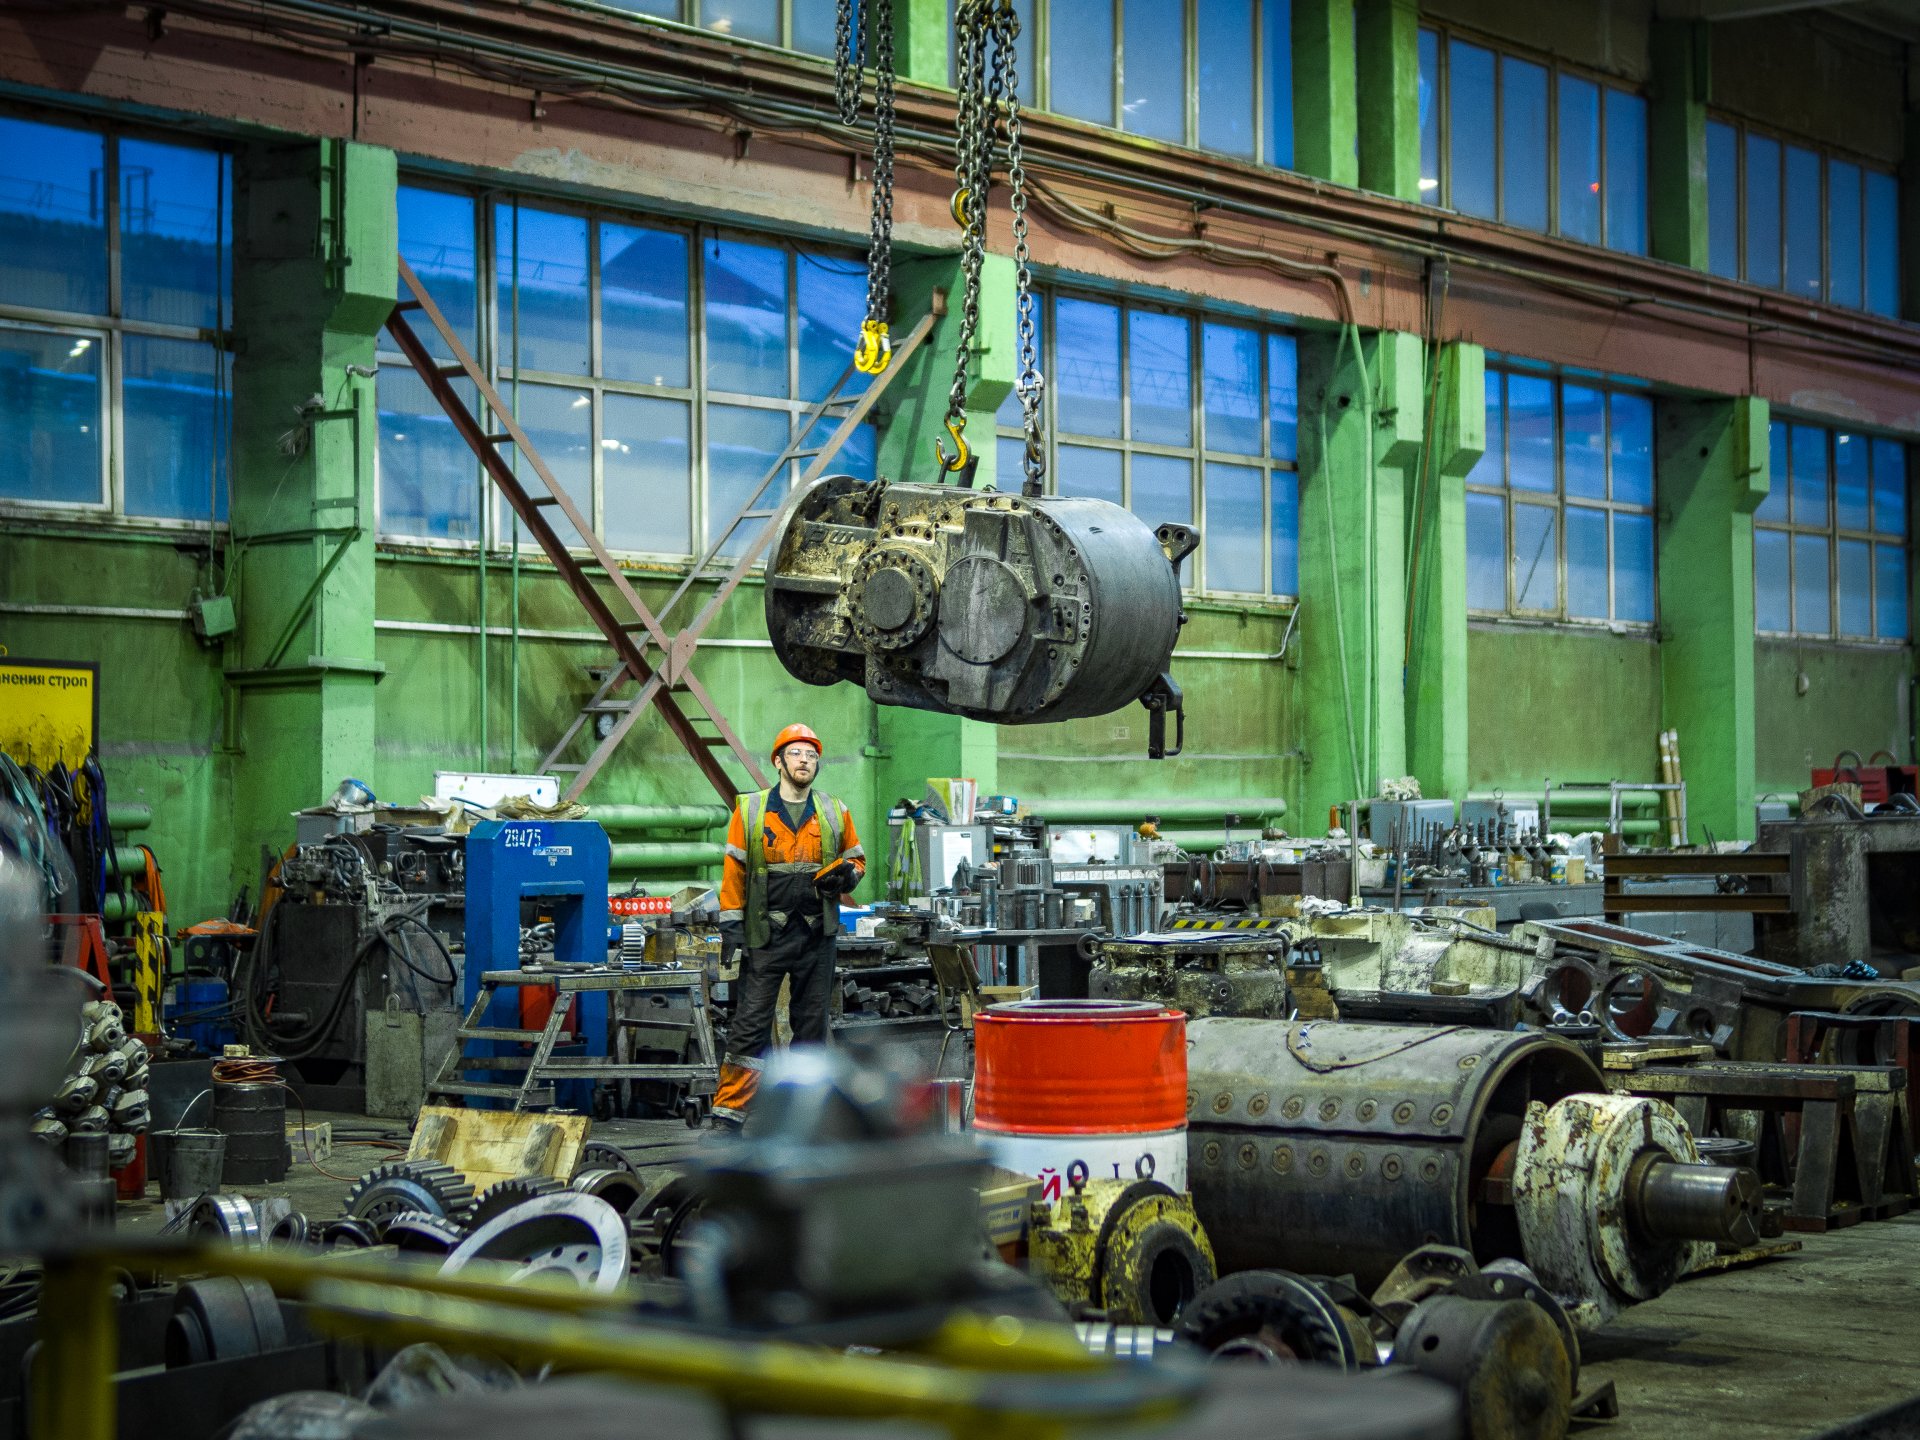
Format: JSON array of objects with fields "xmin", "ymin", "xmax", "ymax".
[
  {"xmin": 718, "ymin": 919, "xmax": 744, "ymax": 962},
  {"xmin": 813, "ymin": 858, "xmax": 861, "ymax": 897}
]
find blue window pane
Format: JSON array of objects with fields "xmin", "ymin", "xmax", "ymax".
[
  {"xmin": 495, "ymin": 204, "xmax": 590, "ymax": 377},
  {"xmin": 705, "ymin": 236, "xmax": 789, "ymax": 398},
  {"xmin": 1790, "ymin": 424, "xmax": 1828, "ymax": 527},
  {"xmin": 704, "ymin": 0, "xmax": 777, "ymax": 44},
  {"xmin": 1271, "ymin": 470, "xmax": 1299, "ymax": 595},
  {"xmin": 1513, "ymin": 501, "xmax": 1558, "ymax": 611},
  {"xmin": 1614, "ymin": 511, "xmax": 1655, "ymax": 623},
  {"xmin": 839, "ymin": 422, "xmax": 877, "ymax": 482},
  {"xmin": 1745, "ymin": 134, "xmax": 1782, "ymax": 288},
  {"xmin": 1834, "ymin": 433, "xmax": 1870, "ymax": 530},
  {"xmin": 1827, "ymin": 161, "xmax": 1863, "ymax": 311},
  {"xmin": 1506, "ymin": 372, "xmax": 1555, "ymax": 492},
  {"xmin": 603, "ymin": 394, "xmax": 690, "ymax": 554},
  {"xmin": 791, "ymin": 0, "xmax": 839, "ymax": 56},
  {"xmin": 1448, "ymin": 40, "xmax": 1496, "ymax": 219},
  {"xmin": 1706, "ymin": 121, "xmax": 1739, "ymax": 280},
  {"xmin": 997, "ymin": 435, "xmax": 1025, "ymax": 494},
  {"xmin": 1134, "ymin": 453, "xmax": 1192, "ymax": 584},
  {"xmin": 1055, "ymin": 297, "xmax": 1122, "ymax": 439},
  {"xmin": 1056, "ymin": 443, "xmax": 1122, "ymax": 504},
  {"xmin": 379, "ymin": 366, "xmax": 479, "ymax": 541},
  {"xmin": 1566, "ymin": 504, "xmax": 1608, "ymax": 619},
  {"xmin": 1757, "ymin": 420, "xmax": 1789, "ymax": 523},
  {"xmin": 1202, "ymin": 322, "xmax": 1262, "ymax": 455},
  {"xmin": 1872, "ymin": 438, "xmax": 1906, "ymax": 537},
  {"xmin": 1500, "ymin": 57, "xmax": 1548, "ymax": 232},
  {"xmin": 1204, "ymin": 462, "xmax": 1263, "ymax": 593},
  {"xmin": 1199, "ymin": 0, "xmax": 1256, "ymax": 158},
  {"xmin": 1609, "ymin": 393, "xmax": 1653, "ymax": 506},
  {"xmin": 1562, "ymin": 384, "xmax": 1605, "ymax": 499},
  {"xmin": 601, "ymin": 224, "xmax": 689, "ymax": 388},
  {"xmin": 1837, "ymin": 538, "xmax": 1872, "ymax": 636},
  {"xmin": 1865, "ymin": 170, "xmax": 1899, "ymax": 319},
  {"xmin": 120, "ymin": 140, "xmax": 228, "ymax": 330},
  {"xmin": 1793, "ymin": 533, "xmax": 1830, "ymax": 634},
  {"xmin": 795, "ymin": 252, "xmax": 867, "ymax": 402},
  {"xmin": 123, "ymin": 336, "xmax": 227, "ymax": 521},
  {"xmin": 1263, "ymin": 0, "xmax": 1294, "ymax": 168},
  {"xmin": 706, "ymin": 403, "xmax": 789, "ymax": 552},
  {"xmin": 1784, "ymin": 145, "xmax": 1822, "ymax": 301},
  {"xmin": 1050, "ymin": 0, "xmax": 1114, "ymax": 126},
  {"xmin": 1466, "ymin": 492, "xmax": 1505, "ymax": 610},
  {"xmin": 1557, "ymin": 75, "xmax": 1601, "ymax": 245},
  {"xmin": 0, "ymin": 327, "xmax": 103, "ymax": 504},
  {"xmin": 1129, "ymin": 310, "xmax": 1191, "ymax": 446},
  {"xmin": 1603, "ymin": 89, "xmax": 1647, "ymax": 255},
  {"xmin": 1268, "ymin": 334, "xmax": 1299, "ymax": 461},
  {"xmin": 1123, "ymin": 0, "xmax": 1187, "ymax": 142},
  {"xmin": 0, "ymin": 118, "xmax": 106, "ymax": 316},
  {"xmin": 399, "ymin": 187, "xmax": 478, "ymax": 365},
  {"xmin": 999, "ymin": 301, "xmax": 1043, "ymax": 427},
  {"xmin": 1754, "ymin": 530, "xmax": 1790, "ymax": 632},
  {"xmin": 510, "ymin": 384, "xmax": 594, "ymax": 551},
  {"xmin": 1468, "ymin": 369, "xmax": 1503, "ymax": 486},
  {"xmin": 607, "ymin": 0, "xmax": 680, "ymax": 14},
  {"xmin": 1875, "ymin": 543, "xmax": 1908, "ymax": 640},
  {"xmin": 1417, "ymin": 28, "xmax": 1439, "ymax": 204}
]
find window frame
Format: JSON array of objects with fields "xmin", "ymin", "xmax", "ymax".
[
  {"xmin": 1703, "ymin": 111, "xmax": 1900, "ymax": 318},
  {"xmin": 376, "ymin": 178, "xmax": 878, "ymax": 560},
  {"xmin": 0, "ymin": 112, "xmax": 232, "ymax": 528},
  {"xmin": 584, "ymin": 0, "xmax": 844, "ymax": 57},
  {"xmin": 994, "ymin": 282, "xmax": 1301, "ymax": 602},
  {"xmin": 1466, "ymin": 363, "xmax": 1659, "ymax": 629},
  {"xmin": 1753, "ymin": 420, "xmax": 1910, "ymax": 644},
  {"xmin": 1417, "ymin": 23, "xmax": 1648, "ymax": 256}
]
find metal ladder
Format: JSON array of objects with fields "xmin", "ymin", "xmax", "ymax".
[{"xmin": 430, "ymin": 966, "xmax": 721, "ymax": 1113}]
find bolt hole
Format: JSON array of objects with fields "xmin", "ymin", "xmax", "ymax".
[{"xmin": 1421, "ymin": 1334, "xmax": 1441, "ymax": 1352}]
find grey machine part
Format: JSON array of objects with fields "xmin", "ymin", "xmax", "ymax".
[
  {"xmin": 763, "ymin": 475, "xmax": 1194, "ymax": 756},
  {"xmin": 440, "ymin": 1191, "xmax": 631, "ymax": 1292},
  {"xmin": 1184, "ymin": 1019, "xmax": 1762, "ymax": 1325}
]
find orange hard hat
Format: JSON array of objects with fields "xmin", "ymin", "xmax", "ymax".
[{"xmin": 771, "ymin": 723, "xmax": 823, "ymax": 762}]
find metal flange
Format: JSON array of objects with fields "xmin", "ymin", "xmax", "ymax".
[{"xmin": 440, "ymin": 1191, "xmax": 630, "ymax": 1293}]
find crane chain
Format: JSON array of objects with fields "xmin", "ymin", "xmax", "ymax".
[{"xmin": 839, "ymin": 0, "xmax": 897, "ymax": 375}]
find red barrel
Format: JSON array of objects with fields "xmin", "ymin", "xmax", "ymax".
[{"xmin": 973, "ymin": 999, "xmax": 1186, "ymax": 1135}]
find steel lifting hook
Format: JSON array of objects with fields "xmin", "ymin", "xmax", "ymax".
[
  {"xmin": 854, "ymin": 319, "xmax": 892, "ymax": 375},
  {"xmin": 934, "ymin": 416, "xmax": 970, "ymax": 473}
]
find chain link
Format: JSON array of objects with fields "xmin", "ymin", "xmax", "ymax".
[
  {"xmin": 839, "ymin": 0, "xmax": 897, "ymax": 374},
  {"xmin": 833, "ymin": 0, "xmax": 863, "ymax": 126}
]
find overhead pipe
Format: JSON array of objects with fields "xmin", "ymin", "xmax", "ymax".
[
  {"xmin": 1026, "ymin": 798, "xmax": 1288, "ymax": 825},
  {"xmin": 591, "ymin": 804, "xmax": 730, "ymax": 832},
  {"xmin": 609, "ymin": 841, "xmax": 726, "ymax": 871},
  {"xmin": 1469, "ymin": 789, "xmax": 1660, "ymax": 811}
]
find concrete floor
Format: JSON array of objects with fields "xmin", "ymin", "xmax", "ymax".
[{"xmin": 119, "ymin": 1113, "xmax": 1920, "ymax": 1440}]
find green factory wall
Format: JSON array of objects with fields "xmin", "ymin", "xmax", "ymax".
[
  {"xmin": 0, "ymin": 530, "xmax": 234, "ymax": 926},
  {"xmin": 1753, "ymin": 640, "xmax": 1914, "ymax": 798},
  {"xmin": 1464, "ymin": 624, "xmax": 1664, "ymax": 793}
]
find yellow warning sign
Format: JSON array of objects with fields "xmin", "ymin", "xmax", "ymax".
[{"xmin": 0, "ymin": 659, "xmax": 97, "ymax": 770}]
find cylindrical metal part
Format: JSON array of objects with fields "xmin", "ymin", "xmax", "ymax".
[
  {"xmin": 213, "ymin": 1082, "xmax": 289, "ymax": 1184},
  {"xmin": 1626, "ymin": 1156, "xmax": 1765, "ymax": 1249},
  {"xmin": 1186, "ymin": 1020, "xmax": 1602, "ymax": 1287},
  {"xmin": 607, "ymin": 841, "xmax": 726, "ymax": 870},
  {"xmin": 1030, "ymin": 798, "xmax": 1290, "ymax": 824},
  {"xmin": 1393, "ymin": 1295, "xmax": 1572, "ymax": 1440},
  {"xmin": 589, "ymin": 804, "xmax": 729, "ymax": 832},
  {"xmin": 106, "ymin": 802, "xmax": 153, "ymax": 831},
  {"xmin": 765, "ymin": 476, "xmax": 1185, "ymax": 725}
]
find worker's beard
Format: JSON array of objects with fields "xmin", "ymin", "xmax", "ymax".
[{"xmin": 776, "ymin": 757, "xmax": 816, "ymax": 795}]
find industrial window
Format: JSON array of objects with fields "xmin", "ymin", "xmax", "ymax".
[
  {"xmin": 599, "ymin": 0, "xmax": 850, "ymax": 57},
  {"xmin": 993, "ymin": 289, "xmax": 1300, "ymax": 599},
  {"xmin": 1704, "ymin": 117, "xmax": 1899, "ymax": 319},
  {"xmin": 377, "ymin": 184, "xmax": 877, "ymax": 556},
  {"xmin": 1753, "ymin": 422, "xmax": 1908, "ymax": 642},
  {"xmin": 0, "ymin": 113, "xmax": 230, "ymax": 524},
  {"xmin": 1465, "ymin": 365, "xmax": 1656, "ymax": 625},
  {"xmin": 1416, "ymin": 27, "xmax": 1647, "ymax": 256},
  {"xmin": 947, "ymin": 0, "xmax": 1295, "ymax": 169}
]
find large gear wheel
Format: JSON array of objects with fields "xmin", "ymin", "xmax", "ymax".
[
  {"xmin": 384, "ymin": 1212, "xmax": 468, "ymax": 1255},
  {"xmin": 342, "ymin": 1160, "xmax": 475, "ymax": 1230},
  {"xmin": 1179, "ymin": 1269, "xmax": 1362, "ymax": 1370},
  {"xmin": 466, "ymin": 1175, "xmax": 565, "ymax": 1231},
  {"xmin": 573, "ymin": 1141, "xmax": 638, "ymax": 1181}
]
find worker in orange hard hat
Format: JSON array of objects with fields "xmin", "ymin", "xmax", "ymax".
[{"xmin": 711, "ymin": 723, "xmax": 865, "ymax": 1129}]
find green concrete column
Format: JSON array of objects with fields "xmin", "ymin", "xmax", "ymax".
[
  {"xmin": 1657, "ymin": 395, "xmax": 1766, "ymax": 842},
  {"xmin": 228, "ymin": 140, "xmax": 396, "ymax": 879},
  {"xmin": 874, "ymin": 251, "xmax": 1016, "ymax": 489},
  {"xmin": 1649, "ymin": 19, "xmax": 1709, "ymax": 271},
  {"xmin": 1355, "ymin": 0, "xmax": 1421, "ymax": 201},
  {"xmin": 1405, "ymin": 342, "xmax": 1484, "ymax": 805},
  {"xmin": 1292, "ymin": 0, "xmax": 1359, "ymax": 188},
  {"xmin": 1297, "ymin": 329, "xmax": 1420, "ymax": 824},
  {"xmin": 891, "ymin": 0, "xmax": 951, "ymax": 87}
]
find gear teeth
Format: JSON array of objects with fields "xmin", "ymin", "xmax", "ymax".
[
  {"xmin": 466, "ymin": 1175, "xmax": 566, "ymax": 1232},
  {"xmin": 342, "ymin": 1158, "xmax": 477, "ymax": 1227},
  {"xmin": 383, "ymin": 1212, "xmax": 468, "ymax": 1253}
]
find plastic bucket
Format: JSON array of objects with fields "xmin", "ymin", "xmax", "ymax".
[{"xmin": 152, "ymin": 1128, "xmax": 226, "ymax": 1202}]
